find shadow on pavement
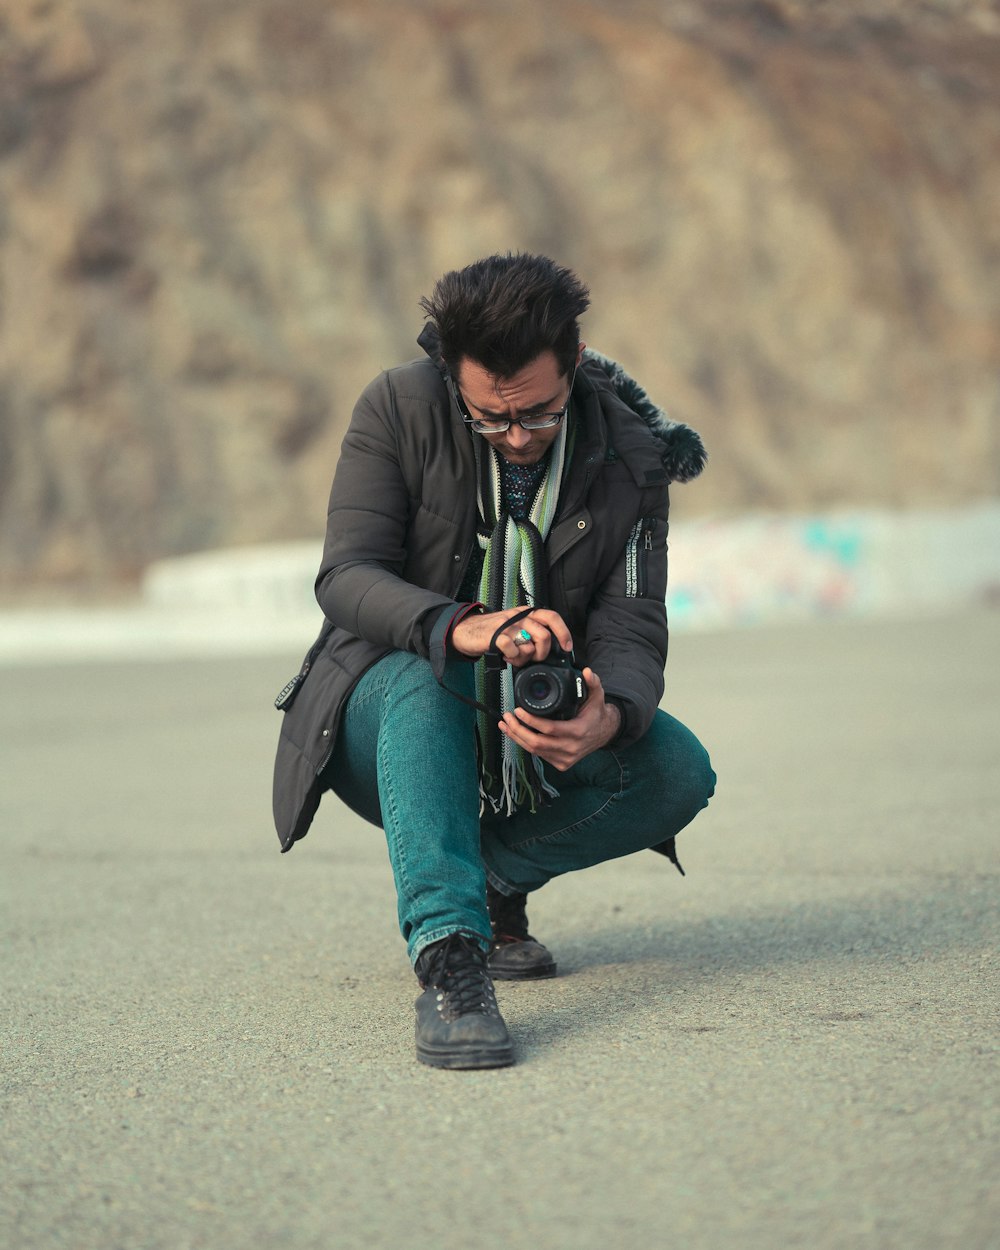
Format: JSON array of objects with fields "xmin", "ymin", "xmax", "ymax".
[{"xmin": 554, "ymin": 875, "xmax": 994, "ymax": 975}]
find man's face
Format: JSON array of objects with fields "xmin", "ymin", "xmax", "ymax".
[{"xmin": 455, "ymin": 350, "xmax": 577, "ymax": 465}]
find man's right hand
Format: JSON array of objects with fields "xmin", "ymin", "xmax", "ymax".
[{"xmin": 450, "ymin": 608, "xmax": 573, "ymax": 668}]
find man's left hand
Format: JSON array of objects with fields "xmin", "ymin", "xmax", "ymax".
[{"xmin": 499, "ymin": 667, "xmax": 621, "ymax": 772}]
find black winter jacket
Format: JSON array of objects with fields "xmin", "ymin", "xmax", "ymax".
[{"xmin": 272, "ymin": 344, "xmax": 705, "ymax": 851}]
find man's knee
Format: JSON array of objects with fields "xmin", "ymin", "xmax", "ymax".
[
  {"xmin": 685, "ymin": 736, "xmax": 716, "ymax": 814},
  {"xmin": 366, "ymin": 651, "xmax": 476, "ymax": 721},
  {"xmin": 637, "ymin": 711, "xmax": 715, "ymax": 818}
]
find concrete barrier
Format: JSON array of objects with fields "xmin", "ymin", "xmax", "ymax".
[
  {"xmin": 143, "ymin": 541, "xmax": 322, "ymax": 615},
  {"xmin": 142, "ymin": 502, "xmax": 1000, "ymax": 629},
  {"xmin": 1, "ymin": 503, "xmax": 997, "ymax": 664}
]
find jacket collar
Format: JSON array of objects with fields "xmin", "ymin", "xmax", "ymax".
[{"xmin": 417, "ymin": 323, "xmax": 450, "ymax": 378}]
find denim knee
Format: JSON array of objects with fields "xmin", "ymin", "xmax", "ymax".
[{"xmin": 624, "ymin": 710, "xmax": 716, "ymax": 832}]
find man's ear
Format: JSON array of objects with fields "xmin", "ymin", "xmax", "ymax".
[{"xmin": 576, "ymin": 341, "xmax": 586, "ymax": 366}]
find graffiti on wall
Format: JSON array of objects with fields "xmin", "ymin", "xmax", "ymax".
[{"xmin": 666, "ymin": 505, "xmax": 1000, "ymax": 629}]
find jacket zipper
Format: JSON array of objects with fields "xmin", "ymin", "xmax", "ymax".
[
  {"xmin": 626, "ymin": 519, "xmax": 654, "ymax": 598},
  {"xmin": 639, "ymin": 524, "xmax": 652, "ymax": 598}
]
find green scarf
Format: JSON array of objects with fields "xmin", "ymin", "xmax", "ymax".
[{"xmin": 473, "ymin": 417, "xmax": 574, "ymax": 815}]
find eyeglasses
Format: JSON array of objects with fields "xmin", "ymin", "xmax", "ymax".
[{"xmin": 452, "ymin": 368, "xmax": 576, "ymax": 435}]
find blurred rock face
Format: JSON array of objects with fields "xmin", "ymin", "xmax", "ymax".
[{"xmin": 1, "ymin": 0, "xmax": 998, "ymax": 587}]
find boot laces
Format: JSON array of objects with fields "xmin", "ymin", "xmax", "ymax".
[{"xmin": 420, "ymin": 934, "xmax": 498, "ymax": 1017}]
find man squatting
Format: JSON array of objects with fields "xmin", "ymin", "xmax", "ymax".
[{"xmin": 272, "ymin": 253, "xmax": 716, "ymax": 1069}]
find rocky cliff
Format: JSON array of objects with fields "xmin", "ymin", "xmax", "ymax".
[{"xmin": 1, "ymin": 0, "xmax": 998, "ymax": 588}]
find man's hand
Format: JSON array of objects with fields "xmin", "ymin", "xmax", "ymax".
[
  {"xmin": 451, "ymin": 607, "xmax": 573, "ymax": 668},
  {"xmin": 499, "ymin": 667, "xmax": 621, "ymax": 771}
]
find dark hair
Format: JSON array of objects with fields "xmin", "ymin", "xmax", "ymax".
[{"xmin": 419, "ymin": 253, "xmax": 590, "ymax": 380}]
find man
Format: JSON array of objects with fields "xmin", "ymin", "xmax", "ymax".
[{"xmin": 273, "ymin": 253, "xmax": 715, "ymax": 1070}]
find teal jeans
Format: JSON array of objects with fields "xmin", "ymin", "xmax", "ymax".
[{"xmin": 322, "ymin": 651, "xmax": 715, "ymax": 964}]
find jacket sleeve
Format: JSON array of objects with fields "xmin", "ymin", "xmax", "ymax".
[
  {"xmin": 314, "ymin": 372, "xmax": 455, "ymax": 656},
  {"xmin": 583, "ymin": 508, "xmax": 670, "ymax": 748}
]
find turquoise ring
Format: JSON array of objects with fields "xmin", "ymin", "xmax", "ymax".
[{"xmin": 515, "ymin": 628, "xmax": 532, "ymax": 646}]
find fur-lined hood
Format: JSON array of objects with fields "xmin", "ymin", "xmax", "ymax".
[
  {"xmin": 582, "ymin": 349, "xmax": 706, "ymax": 485},
  {"xmin": 416, "ymin": 325, "xmax": 706, "ymax": 486}
]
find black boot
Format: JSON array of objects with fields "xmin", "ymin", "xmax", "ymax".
[
  {"xmin": 413, "ymin": 933, "xmax": 513, "ymax": 1069},
  {"xmin": 486, "ymin": 883, "xmax": 557, "ymax": 980}
]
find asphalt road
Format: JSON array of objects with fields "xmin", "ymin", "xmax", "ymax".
[{"xmin": 2, "ymin": 609, "xmax": 997, "ymax": 1250}]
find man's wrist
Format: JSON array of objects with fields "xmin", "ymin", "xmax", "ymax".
[
  {"xmin": 426, "ymin": 601, "xmax": 484, "ymax": 681},
  {"xmin": 446, "ymin": 602, "xmax": 486, "ymax": 656},
  {"xmin": 603, "ymin": 696, "xmax": 627, "ymax": 745}
]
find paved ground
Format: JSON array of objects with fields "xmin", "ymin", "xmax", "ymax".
[{"xmin": 2, "ymin": 609, "xmax": 997, "ymax": 1250}]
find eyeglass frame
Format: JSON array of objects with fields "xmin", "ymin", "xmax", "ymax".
[{"xmin": 450, "ymin": 366, "xmax": 577, "ymax": 435}]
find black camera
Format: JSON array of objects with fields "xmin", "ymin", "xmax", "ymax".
[{"xmin": 513, "ymin": 645, "xmax": 587, "ymax": 720}]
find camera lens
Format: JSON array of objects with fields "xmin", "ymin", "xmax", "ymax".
[
  {"xmin": 527, "ymin": 676, "xmax": 554, "ymax": 704},
  {"xmin": 514, "ymin": 659, "xmax": 583, "ymax": 720}
]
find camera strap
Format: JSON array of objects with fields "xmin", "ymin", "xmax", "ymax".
[{"xmin": 429, "ymin": 605, "xmax": 536, "ymax": 719}]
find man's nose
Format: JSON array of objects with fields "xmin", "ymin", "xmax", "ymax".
[{"xmin": 506, "ymin": 421, "xmax": 531, "ymax": 448}]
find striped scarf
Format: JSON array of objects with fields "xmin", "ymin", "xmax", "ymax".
[{"xmin": 473, "ymin": 418, "xmax": 573, "ymax": 815}]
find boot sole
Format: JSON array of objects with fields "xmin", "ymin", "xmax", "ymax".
[
  {"xmin": 416, "ymin": 1040, "xmax": 515, "ymax": 1069},
  {"xmin": 489, "ymin": 961, "xmax": 557, "ymax": 981}
]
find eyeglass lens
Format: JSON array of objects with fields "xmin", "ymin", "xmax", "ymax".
[{"xmin": 471, "ymin": 412, "xmax": 563, "ymax": 433}]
